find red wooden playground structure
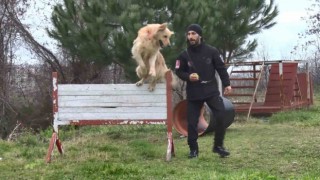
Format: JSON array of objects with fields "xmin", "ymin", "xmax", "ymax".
[{"xmin": 225, "ymin": 60, "xmax": 314, "ymax": 115}]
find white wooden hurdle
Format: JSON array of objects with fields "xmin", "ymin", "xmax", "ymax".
[{"xmin": 45, "ymin": 71, "xmax": 175, "ymax": 163}]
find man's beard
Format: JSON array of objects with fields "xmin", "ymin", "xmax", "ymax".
[{"xmin": 187, "ymin": 38, "xmax": 201, "ymax": 47}]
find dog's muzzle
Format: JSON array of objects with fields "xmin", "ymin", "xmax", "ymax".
[
  {"xmin": 159, "ymin": 40, "xmax": 171, "ymax": 48},
  {"xmin": 159, "ymin": 40, "xmax": 164, "ymax": 48}
]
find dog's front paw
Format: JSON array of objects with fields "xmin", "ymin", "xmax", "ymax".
[
  {"xmin": 148, "ymin": 85, "xmax": 155, "ymax": 92},
  {"xmin": 136, "ymin": 80, "xmax": 143, "ymax": 86},
  {"xmin": 148, "ymin": 82, "xmax": 156, "ymax": 91}
]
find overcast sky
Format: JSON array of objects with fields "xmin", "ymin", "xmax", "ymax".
[
  {"xmin": 252, "ymin": 0, "xmax": 313, "ymax": 60},
  {"xmin": 16, "ymin": 0, "xmax": 314, "ymax": 64}
]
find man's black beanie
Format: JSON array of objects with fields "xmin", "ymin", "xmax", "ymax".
[{"xmin": 186, "ymin": 24, "xmax": 202, "ymax": 36}]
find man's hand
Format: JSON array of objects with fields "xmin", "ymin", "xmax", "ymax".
[
  {"xmin": 189, "ymin": 73, "xmax": 199, "ymax": 82},
  {"xmin": 224, "ymin": 86, "xmax": 232, "ymax": 95}
]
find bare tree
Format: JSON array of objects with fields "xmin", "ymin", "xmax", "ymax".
[
  {"xmin": 0, "ymin": 0, "xmax": 65, "ymax": 138},
  {"xmin": 4, "ymin": 1, "xmax": 66, "ymax": 82},
  {"xmin": 0, "ymin": 0, "xmax": 24, "ymax": 138},
  {"xmin": 294, "ymin": 0, "xmax": 320, "ymax": 86}
]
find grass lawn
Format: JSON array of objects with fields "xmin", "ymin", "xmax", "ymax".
[{"xmin": 0, "ymin": 94, "xmax": 319, "ymax": 179}]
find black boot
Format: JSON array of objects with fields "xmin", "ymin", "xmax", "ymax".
[
  {"xmin": 188, "ymin": 150, "xmax": 198, "ymax": 158},
  {"xmin": 213, "ymin": 146, "xmax": 230, "ymax": 158}
]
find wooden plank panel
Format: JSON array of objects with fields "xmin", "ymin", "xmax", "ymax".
[
  {"xmin": 59, "ymin": 83, "xmax": 166, "ymax": 91},
  {"xmin": 69, "ymin": 120, "xmax": 167, "ymax": 125},
  {"xmin": 59, "ymin": 90, "xmax": 166, "ymax": 96},
  {"xmin": 265, "ymin": 94, "xmax": 281, "ymax": 100},
  {"xmin": 58, "ymin": 112, "xmax": 167, "ymax": 121},
  {"xmin": 59, "ymin": 94, "xmax": 166, "ymax": 106},
  {"xmin": 226, "ymin": 93, "xmax": 253, "ymax": 96},
  {"xmin": 232, "ymin": 86, "xmax": 255, "ymax": 89},
  {"xmin": 58, "ymin": 84, "xmax": 166, "ymax": 96},
  {"xmin": 297, "ymin": 73, "xmax": 307, "ymax": 100},
  {"xmin": 267, "ymin": 87, "xmax": 294, "ymax": 92},
  {"xmin": 59, "ymin": 101, "xmax": 166, "ymax": 107},
  {"xmin": 231, "ymin": 70, "xmax": 260, "ymax": 73},
  {"xmin": 268, "ymin": 79, "xmax": 296, "ymax": 102},
  {"xmin": 268, "ymin": 64, "xmax": 298, "ymax": 79},
  {"xmin": 59, "ymin": 107, "xmax": 167, "ymax": 114},
  {"xmin": 56, "ymin": 83, "xmax": 169, "ymax": 121},
  {"xmin": 269, "ymin": 74, "xmax": 295, "ymax": 80},
  {"xmin": 267, "ymin": 80, "xmax": 294, "ymax": 86},
  {"xmin": 229, "ymin": 78, "xmax": 258, "ymax": 81},
  {"xmin": 59, "ymin": 94, "xmax": 166, "ymax": 102},
  {"xmin": 269, "ymin": 69, "xmax": 296, "ymax": 74}
]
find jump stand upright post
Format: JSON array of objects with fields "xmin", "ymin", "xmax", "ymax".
[{"xmin": 45, "ymin": 71, "xmax": 175, "ymax": 163}]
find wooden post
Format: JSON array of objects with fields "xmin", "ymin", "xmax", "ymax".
[
  {"xmin": 306, "ymin": 63, "xmax": 311, "ymax": 104},
  {"xmin": 52, "ymin": 72, "xmax": 58, "ymax": 133},
  {"xmin": 46, "ymin": 72, "xmax": 63, "ymax": 163},
  {"xmin": 279, "ymin": 61, "xmax": 284, "ymax": 108},
  {"xmin": 165, "ymin": 71, "xmax": 174, "ymax": 161},
  {"xmin": 247, "ymin": 63, "xmax": 264, "ymax": 120},
  {"xmin": 45, "ymin": 132, "xmax": 57, "ymax": 163}
]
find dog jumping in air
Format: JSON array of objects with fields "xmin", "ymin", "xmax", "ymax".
[{"xmin": 131, "ymin": 23, "xmax": 174, "ymax": 91}]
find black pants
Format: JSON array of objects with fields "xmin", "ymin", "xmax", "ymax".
[{"xmin": 187, "ymin": 96, "xmax": 226, "ymax": 151}]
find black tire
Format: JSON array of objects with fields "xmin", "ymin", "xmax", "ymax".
[{"xmin": 203, "ymin": 96, "xmax": 235, "ymax": 135}]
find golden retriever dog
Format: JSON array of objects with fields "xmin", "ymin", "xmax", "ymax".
[{"xmin": 131, "ymin": 23, "xmax": 174, "ymax": 91}]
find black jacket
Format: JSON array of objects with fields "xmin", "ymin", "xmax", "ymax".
[{"xmin": 175, "ymin": 43, "xmax": 230, "ymax": 100}]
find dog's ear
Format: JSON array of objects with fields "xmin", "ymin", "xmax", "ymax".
[{"xmin": 158, "ymin": 23, "xmax": 168, "ymax": 31}]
